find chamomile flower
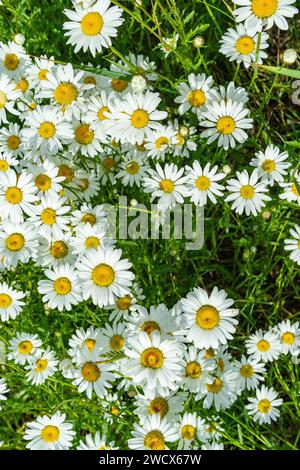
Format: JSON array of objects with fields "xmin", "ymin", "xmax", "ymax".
[
  {"xmin": 203, "ymin": 370, "xmax": 238, "ymax": 411},
  {"xmin": 86, "ymin": 91, "xmax": 112, "ymax": 130},
  {"xmin": 246, "ymin": 329, "xmax": 281, "ymax": 362},
  {"xmin": 25, "ymin": 55, "xmax": 54, "ymax": 90},
  {"xmin": 200, "ymin": 99, "xmax": 253, "ymax": 150},
  {"xmin": 0, "ymin": 378, "xmax": 9, "ymax": 410},
  {"xmin": 0, "ymin": 74, "xmax": 21, "ymax": 124},
  {"xmin": 73, "ymin": 170, "xmax": 101, "ymax": 202},
  {"xmin": 68, "ymin": 326, "xmax": 101, "ymax": 362},
  {"xmin": 246, "ymin": 386, "xmax": 283, "ymax": 425},
  {"xmin": 0, "ymin": 122, "xmax": 24, "ymax": 157},
  {"xmin": 143, "ymin": 163, "xmax": 189, "ymax": 210},
  {"xmin": 199, "ymin": 416, "xmax": 224, "ymax": 443},
  {"xmin": 72, "ymin": 347, "xmax": 114, "ymax": 398},
  {"xmin": 25, "ymin": 347, "xmax": 58, "ymax": 385},
  {"xmin": 172, "ymin": 121, "xmax": 197, "ymax": 158},
  {"xmin": 0, "ymin": 154, "xmax": 18, "ymax": 173},
  {"xmin": 0, "ymin": 282, "xmax": 25, "ymax": 322},
  {"xmin": 36, "ymin": 235, "xmax": 74, "ymax": 267},
  {"xmin": 28, "ymin": 160, "xmax": 65, "ymax": 198},
  {"xmin": 22, "ymin": 106, "xmax": 74, "ymax": 157},
  {"xmin": 181, "ymin": 286, "xmax": 238, "ymax": 349},
  {"xmin": 7, "ymin": 332, "xmax": 43, "ymax": 365},
  {"xmin": 105, "ymin": 288, "xmax": 142, "ymax": 322},
  {"xmin": 215, "ymin": 81, "xmax": 249, "ymax": 104},
  {"xmin": 185, "ymin": 162, "xmax": 225, "ymax": 206},
  {"xmin": 98, "ymin": 154, "xmax": 119, "ymax": 185},
  {"xmin": 128, "ymin": 414, "xmax": 178, "ymax": 450},
  {"xmin": 0, "ymin": 169, "xmax": 38, "ymax": 222},
  {"xmin": 284, "ymin": 225, "xmax": 300, "ymax": 265},
  {"xmin": 104, "ymin": 91, "xmax": 167, "ymax": 145},
  {"xmin": 279, "ymin": 173, "xmax": 300, "ymax": 205},
  {"xmin": 127, "ymin": 304, "xmax": 179, "ymax": 339},
  {"xmin": 225, "ymin": 170, "xmax": 271, "ymax": 216},
  {"xmin": 178, "ymin": 412, "xmax": 205, "ymax": 450},
  {"xmin": 76, "ymin": 246, "xmax": 134, "ymax": 307},
  {"xmin": 125, "ymin": 331, "xmax": 184, "ymax": 398},
  {"xmin": 234, "ymin": 355, "xmax": 266, "ymax": 392},
  {"xmin": 28, "ymin": 195, "xmax": 70, "ymax": 240},
  {"xmin": 0, "ymin": 221, "xmax": 39, "ymax": 268},
  {"xmin": 23, "ymin": 411, "xmax": 75, "ymax": 450},
  {"xmin": 202, "ymin": 442, "xmax": 224, "ymax": 450},
  {"xmin": 220, "ymin": 25, "xmax": 269, "ymax": 69},
  {"xmin": 175, "ymin": 73, "xmax": 217, "ymax": 117},
  {"xmin": 0, "ymin": 41, "xmax": 29, "ymax": 79},
  {"xmin": 159, "ymin": 34, "xmax": 179, "ymax": 58},
  {"xmin": 116, "ymin": 154, "xmax": 148, "ymax": 187},
  {"xmin": 69, "ymin": 120, "xmax": 105, "ymax": 157},
  {"xmin": 77, "ymin": 431, "xmax": 118, "ymax": 450},
  {"xmin": 134, "ymin": 391, "xmax": 187, "ymax": 424},
  {"xmin": 70, "ymin": 202, "xmax": 107, "ymax": 228},
  {"xmin": 38, "ymin": 264, "xmax": 81, "ymax": 312},
  {"xmin": 250, "ymin": 145, "xmax": 291, "ymax": 185},
  {"xmin": 144, "ymin": 126, "xmax": 176, "ymax": 160},
  {"xmin": 233, "ymin": 0, "xmax": 298, "ymax": 32},
  {"xmin": 275, "ymin": 320, "xmax": 300, "ymax": 354},
  {"xmin": 98, "ymin": 321, "xmax": 127, "ymax": 354},
  {"xmin": 63, "ymin": 0, "xmax": 124, "ymax": 57},
  {"xmin": 70, "ymin": 223, "xmax": 112, "ymax": 257},
  {"xmin": 126, "ymin": 52, "xmax": 158, "ymax": 83},
  {"xmin": 182, "ymin": 347, "xmax": 215, "ymax": 397}
]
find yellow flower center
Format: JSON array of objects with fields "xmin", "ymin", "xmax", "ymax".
[
  {"xmin": 240, "ymin": 364, "xmax": 254, "ymax": 378},
  {"xmin": 144, "ymin": 431, "xmax": 165, "ymax": 450},
  {"xmin": 81, "ymin": 12, "xmax": 104, "ymax": 36},
  {"xmin": 149, "ymin": 397, "xmax": 169, "ymax": 418},
  {"xmin": 240, "ymin": 184, "xmax": 255, "ymax": 199},
  {"xmin": 282, "ymin": 332, "xmax": 295, "ymax": 345},
  {"xmin": 53, "ymin": 277, "xmax": 71, "ymax": 295},
  {"xmin": 97, "ymin": 106, "xmax": 109, "ymax": 121},
  {"xmin": 155, "ymin": 136, "xmax": 169, "ymax": 150},
  {"xmin": 39, "ymin": 122, "xmax": 56, "ymax": 139},
  {"xmin": 196, "ymin": 175, "xmax": 211, "ymax": 191},
  {"xmin": 188, "ymin": 89, "xmax": 206, "ymax": 107},
  {"xmin": 126, "ymin": 161, "xmax": 140, "ymax": 175},
  {"xmin": 41, "ymin": 425, "xmax": 60, "ymax": 443},
  {"xmin": 186, "ymin": 361, "xmax": 202, "ymax": 378},
  {"xmin": 102, "ymin": 157, "xmax": 117, "ymax": 172},
  {"xmin": 54, "ymin": 82, "xmax": 78, "ymax": 105},
  {"xmin": 109, "ymin": 335, "xmax": 125, "ymax": 351},
  {"xmin": 78, "ymin": 178, "xmax": 89, "ymax": 192},
  {"xmin": 181, "ymin": 425, "xmax": 196, "ymax": 441},
  {"xmin": 4, "ymin": 53, "xmax": 19, "ymax": 71},
  {"xmin": 111, "ymin": 405, "xmax": 119, "ymax": 415},
  {"xmin": 196, "ymin": 305, "xmax": 220, "ymax": 330},
  {"xmin": 0, "ymin": 91, "xmax": 7, "ymax": 109},
  {"xmin": 82, "ymin": 213, "xmax": 96, "ymax": 225},
  {"xmin": 36, "ymin": 358, "xmax": 48, "ymax": 372},
  {"xmin": 159, "ymin": 178, "xmax": 175, "ymax": 193},
  {"xmin": 84, "ymin": 338, "xmax": 96, "ymax": 352},
  {"xmin": 6, "ymin": 233, "xmax": 25, "ymax": 251},
  {"xmin": 111, "ymin": 79, "xmax": 128, "ymax": 92},
  {"xmin": 35, "ymin": 174, "xmax": 52, "ymax": 190},
  {"xmin": 38, "ymin": 69, "xmax": 48, "ymax": 81},
  {"xmin": 117, "ymin": 295, "xmax": 132, "ymax": 310},
  {"xmin": 18, "ymin": 341, "xmax": 33, "ymax": 354},
  {"xmin": 75, "ymin": 124, "xmax": 94, "ymax": 145},
  {"xmin": 236, "ymin": 36, "xmax": 255, "ymax": 55},
  {"xmin": 291, "ymin": 183, "xmax": 299, "ymax": 197},
  {"xmin": 205, "ymin": 348, "xmax": 216, "ymax": 359},
  {"xmin": 262, "ymin": 159, "xmax": 276, "ymax": 173},
  {"xmin": 82, "ymin": 361, "xmax": 100, "ymax": 382},
  {"xmin": 252, "ymin": 0, "xmax": 278, "ymax": 18},
  {"xmin": 85, "ymin": 236, "xmax": 100, "ymax": 250},
  {"xmin": 258, "ymin": 399, "xmax": 271, "ymax": 413},
  {"xmin": 257, "ymin": 339, "xmax": 270, "ymax": 352},
  {"xmin": 140, "ymin": 321, "xmax": 161, "ymax": 336},
  {"xmin": 41, "ymin": 208, "xmax": 57, "ymax": 225},
  {"xmin": 206, "ymin": 377, "xmax": 223, "ymax": 393},
  {"xmin": 131, "ymin": 109, "xmax": 149, "ymax": 129},
  {"xmin": 0, "ymin": 159, "xmax": 9, "ymax": 171},
  {"xmin": 7, "ymin": 135, "xmax": 20, "ymax": 150},
  {"xmin": 176, "ymin": 133, "xmax": 184, "ymax": 145},
  {"xmin": 84, "ymin": 76, "xmax": 96, "ymax": 85},
  {"xmin": 216, "ymin": 116, "xmax": 236, "ymax": 135},
  {"xmin": 58, "ymin": 164, "xmax": 74, "ymax": 183},
  {"xmin": 15, "ymin": 78, "xmax": 29, "ymax": 93},
  {"xmin": 141, "ymin": 347, "xmax": 164, "ymax": 369},
  {"xmin": 5, "ymin": 186, "xmax": 22, "ymax": 204},
  {"xmin": 50, "ymin": 241, "xmax": 68, "ymax": 259},
  {"xmin": 0, "ymin": 293, "xmax": 12, "ymax": 309},
  {"xmin": 92, "ymin": 264, "xmax": 115, "ymax": 287}
]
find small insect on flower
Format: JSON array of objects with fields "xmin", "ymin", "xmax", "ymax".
[
  {"xmin": 246, "ymin": 385, "xmax": 283, "ymax": 425},
  {"xmin": 23, "ymin": 411, "xmax": 75, "ymax": 450}
]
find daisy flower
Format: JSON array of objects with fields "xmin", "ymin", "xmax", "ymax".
[
  {"xmin": 0, "ymin": 221, "xmax": 39, "ymax": 268},
  {"xmin": 70, "ymin": 202, "xmax": 107, "ymax": 228},
  {"xmin": 144, "ymin": 125, "xmax": 176, "ymax": 160},
  {"xmin": 23, "ymin": 411, "xmax": 75, "ymax": 450},
  {"xmin": 0, "ymin": 122, "xmax": 24, "ymax": 157},
  {"xmin": 284, "ymin": 225, "xmax": 300, "ymax": 265},
  {"xmin": 200, "ymin": 99, "xmax": 253, "ymax": 150},
  {"xmin": 126, "ymin": 52, "xmax": 158, "ymax": 83},
  {"xmin": 220, "ymin": 24, "xmax": 269, "ymax": 69},
  {"xmin": 37, "ymin": 264, "xmax": 82, "ymax": 312},
  {"xmin": 0, "ymin": 169, "xmax": 38, "ymax": 222},
  {"xmin": 250, "ymin": 145, "xmax": 291, "ymax": 185},
  {"xmin": 203, "ymin": 370, "xmax": 238, "ymax": 411},
  {"xmin": 246, "ymin": 385, "xmax": 283, "ymax": 425},
  {"xmin": 143, "ymin": 163, "xmax": 189, "ymax": 211},
  {"xmin": 127, "ymin": 304, "xmax": 179, "ymax": 339},
  {"xmin": 63, "ymin": 0, "xmax": 124, "ymax": 57},
  {"xmin": 202, "ymin": 442, "xmax": 224, "ymax": 450},
  {"xmin": 274, "ymin": 320, "xmax": 300, "ymax": 355},
  {"xmin": 36, "ymin": 234, "xmax": 74, "ymax": 268},
  {"xmin": 98, "ymin": 154, "xmax": 119, "ymax": 185},
  {"xmin": 182, "ymin": 346, "xmax": 215, "ymax": 397},
  {"xmin": 185, "ymin": 162, "xmax": 225, "ymax": 206},
  {"xmin": 125, "ymin": 331, "xmax": 184, "ymax": 398},
  {"xmin": 105, "ymin": 285, "xmax": 143, "ymax": 322},
  {"xmin": 233, "ymin": 355, "xmax": 266, "ymax": 392},
  {"xmin": 98, "ymin": 321, "xmax": 127, "ymax": 354},
  {"xmin": 0, "ymin": 154, "xmax": 18, "ymax": 173},
  {"xmin": 172, "ymin": 121, "xmax": 197, "ymax": 158},
  {"xmin": 25, "ymin": 55, "xmax": 54, "ymax": 90},
  {"xmin": 181, "ymin": 286, "xmax": 239, "ymax": 349},
  {"xmin": 174, "ymin": 73, "xmax": 217, "ymax": 117},
  {"xmin": 0, "ymin": 282, "xmax": 25, "ymax": 322},
  {"xmin": 7, "ymin": 332, "xmax": 43, "ymax": 365},
  {"xmin": 215, "ymin": 81, "xmax": 249, "ymax": 104},
  {"xmin": 178, "ymin": 412, "xmax": 206, "ymax": 450},
  {"xmin": 104, "ymin": 91, "xmax": 168, "ymax": 145},
  {"xmin": 25, "ymin": 348, "xmax": 58, "ymax": 385},
  {"xmin": 246, "ymin": 329, "xmax": 281, "ymax": 362},
  {"xmin": 28, "ymin": 195, "xmax": 70, "ymax": 241},
  {"xmin": 28, "ymin": 160, "xmax": 65, "ymax": 198},
  {"xmin": 199, "ymin": 416, "xmax": 224, "ymax": 443},
  {"xmin": 73, "ymin": 170, "xmax": 101, "ymax": 202},
  {"xmin": 279, "ymin": 173, "xmax": 300, "ymax": 205},
  {"xmin": 86, "ymin": 90, "xmax": 112, "ymax": 130},
  {"xmin": 70, "ymin": 223, "xmax": 112, "ymax": 256},
  {"xmin": 76, "ymin": 246, "xmax": 134, "ymax": 307},
  {"xmin": 134, "ymin": 391, "xmax": 187, "ymax": 424},
  {"xmin": 68, "ymin": 326, "xmax": 101, "ymax": 362},
  {"xmin": 0, "ymin": 41, "xmax": 29, "ymax": 78},
  {"xmin": 128, "ymin": 414, "xmax": 178, "ymax": 450},
  {"xmin": 0, "ymin": 74, "xmax": 21, "ymax": 124},
  {"xmin": 69, "ymin": 120, "xmax": 105, "ymax": 157},
  {"xmin": 233, "ymin": 0, "xmax": 298, "ymax": 32},
  {"xmin": 116, "ymin": 154, "xmax": 149, "ymax": 187},
  {"xmin": 159, "ymin": 34, "xmax": 179, "ymax": 58},
  {"xmin": 77, "ymin": 431, "xmax": 118, "ymax": 450},
  {"xmin": 0, "ymin": 378, "xmax": 9, "ymax": 410},
  {"xmin": 225, "ymin": 169, "xmax": 271, "ymax": 216},
  {"xmin": 22, "ymin": 106, "xmax": 74, "ymax": 157}
]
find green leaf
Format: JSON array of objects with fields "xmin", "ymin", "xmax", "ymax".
[{"xmin": 257, "ymin": 65, "xmax": 300, "ymax": 80}]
